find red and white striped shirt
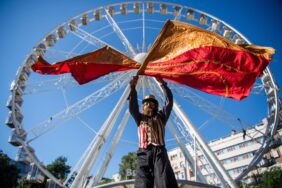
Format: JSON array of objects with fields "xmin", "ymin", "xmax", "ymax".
[{"xmin": 138, "ymin": 116, "xmax": 165, "ymax": 148}]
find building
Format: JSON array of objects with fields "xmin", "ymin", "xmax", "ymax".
[
  {"xmin": 9, "ymin": 158, "xmax": 30, "ymax": 179},
  {"xmin": 112, "ymin": 173, "xmax": 121, "ymax": 182},
  {"xmin": 167, "ymin": 118, "xmax": 282, "ymax": 185}
]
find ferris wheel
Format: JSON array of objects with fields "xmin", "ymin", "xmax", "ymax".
[{"xmin": 6, "ymin": 1, "xmax": 280, "ymax": 188}]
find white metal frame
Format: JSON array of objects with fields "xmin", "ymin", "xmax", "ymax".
[{"xmin": 6, "ymin": 1, "xmax": 280, "ymax": 188}]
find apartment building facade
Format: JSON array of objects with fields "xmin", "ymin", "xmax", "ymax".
[{"xmin": 167, "ymin": 118, "xmax": 282, "ymax": 185}]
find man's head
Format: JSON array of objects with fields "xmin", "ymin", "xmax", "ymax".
[{"xmin": 142, "ymin": 95, "xmax": 158, "ymax": 116}]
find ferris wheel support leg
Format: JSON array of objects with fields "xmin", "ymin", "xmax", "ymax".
[
  {"xmin": 70, "ymin": 85, "xmax": 132, "ymax": 188},
  {"xmin": 64, "ymin": 127, "xmax": 98, "ymax": 187},
  {"xmin": 168, "ymin": 122, "xmax": 207, "ymax": 183},
  {"xmin": 172, "ymin": 102, "xmax": 238, "ymax": 188},
  {"xmin": 193, "ymin": 135, "xmax": 197, "ymax": 182},
  {"xmin": 88, "ymin": 110, "xmax": 131, "ymax": 187}
]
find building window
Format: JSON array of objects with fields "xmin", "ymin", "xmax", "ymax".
[
  {"xmin": 227, "ymin": 146, "xmax": 235, "ymax": 152},
  {"xmin": 181, "ymin": 172, "xmax": 185, "ymax": 179},
  {"xmin": 170, "ymin": 154, "xmax": 177, "ymax": 161},
  {"xmin": 239, "ymin": 143, "xmax": 246, "ymax": 148}
]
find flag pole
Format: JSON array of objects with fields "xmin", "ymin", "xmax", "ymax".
[{"xmin": 137, "ymin": 20, "xmax": 173, "ymax": 76}]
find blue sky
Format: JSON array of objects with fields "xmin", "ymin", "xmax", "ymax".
[{"xmin": 0, "ymin": 0, "xmax": 281, "ymax": 179}]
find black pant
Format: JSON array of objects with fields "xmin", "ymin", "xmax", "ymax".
[{"xmin": 134, "ymin": 145, "xmax": 178, "ymax": 188}]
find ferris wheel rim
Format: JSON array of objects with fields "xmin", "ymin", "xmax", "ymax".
[{"xmin": 7, "ymin": 1, "xmax": 280, "ymax": 187}]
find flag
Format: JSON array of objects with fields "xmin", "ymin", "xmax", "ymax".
[
  {"xmin": 32, "ymin": 46, "xmax": 139, "ymax": 84},
  {"xmin": 139, "ymin": 20, "xmax": 275, "ymax": 100},
  {"xmin": 32, "ymin": 20, "xmax": 275, "ymax": 100}
]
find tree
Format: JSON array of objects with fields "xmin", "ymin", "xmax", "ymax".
[
  {"xmin": 17, "ymin": 156, "xmax": 71, "ymax": 188},
  {"xmin": 118, "ymin": 152, "xmax": 137, "ymax": 180},
  {"xmin": 256, "ymin": 167, "xmax": 282, "ymax": 188},
  {"xmin": 97, "ymin": 177, "xmax": 113, "ymax": 185},
  {"xmin": 17, "ymin": 176, "xmax": 44, "ymax": 188},
  {"xmin": 0, "ymin": 150, "xmax": 20, "ymax": 188},
  {"xmin": 46, "ymin": 156, "xmax": 71, "ymax": 181}
]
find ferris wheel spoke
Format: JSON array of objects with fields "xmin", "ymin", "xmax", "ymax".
[
  {"xmin": 251, "ymin": 82, "xmax": 266, "ymax": 95},
  {"xmin": 198, "ymin": 117, "xmax": 216, "ymax": 130},
  {"xmin": 70, "ymin": 23, "xmax": 112, "ymax": 49},
  {"xmin": 171, "ymin": 83, "xmax": 269, "ymax": 142},
  {"xmin": 120, "ymin": 139, "xmax": 138, "ymax": 146},
  {"xmin": 142, "ymin": 3, "xmax": 146, "ymax": 53},
  {"xmin": 76, "ymin": 116, "xmax": 98, "ymax": 135},
  {"xmin": 87, "ymin": 26, "xmax": 159, "ymax": 42},
  {"xmin": 25, "ymin": 71, "xmax": 134, "ymax": 143},
  {"xmin": 24, "ymin": 75, "xmax": 76, "ymax": 95},
  {"xmin": 66, "ymin": 39, "xmax": 90, "ymax": 59},
  {"xmin": 43, "ymin": 48, "xmax": 81, "ymax": 61},
  {"xmin": 59, "ymin": 81, "xmax": 99, "ymax": 135},
  {"xmin": 104, "ymin": 8, "xmax": 137, "ymax": 57},
  {"xmin": 32, "ymin": 47, "xmax": 80, "ymax": 61},
  {"xmin": 24, "ymin": 72, "xmax": 121, "ymax": 95},
  {"xmin": 70, "ymin": 24, "xmax": 112, "ymax": 55},
  {"xmin": 170, "ymin": 83, "xmax": 248, "ymax": 130}
]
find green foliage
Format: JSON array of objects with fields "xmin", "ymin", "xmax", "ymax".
[
  {"xmin": 17, "ymin": 156, "xmax": 71, "ymax": 188},
  {"xmin": 0, "ymin": 150, "xmax": 71, "ymax": 188},
  {"xmin": 97, "ymin": 177, "xmax": 113, "ymax": 185},
  {"xmin": 46, "ymin": 156, "xmax": 71, "ymax": 181},
  {"xmin": 0, "ymin": 150, "xmax": 20, "ymax": 188},
  {"xmin": 118, "ymin": 152, "xmax": 137, "ymax": 180},
  {"xmin": 256, "ymin": 167, "xmax": 282, "ymax": 188},
  {"xmin": 17, "ymin": 176, "xmax": 45, "ymax": 188}
]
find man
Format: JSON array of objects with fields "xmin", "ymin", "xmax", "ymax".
[{"xmin": 128, "ymin": 76, "xmax": 178, "ymax": 188}]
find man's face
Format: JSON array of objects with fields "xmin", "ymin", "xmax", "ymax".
[{"xmin": 142, "ymin": 101, "xmax": 157, "ymax": 116}]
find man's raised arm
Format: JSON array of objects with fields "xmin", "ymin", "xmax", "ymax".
[
  {"xmin": 128, "ymin": 76, "xmax": 141, "ymax": 125},
  {"xmin": 156, "ymin": 78, "xmax": 173, "ymax": 123}
]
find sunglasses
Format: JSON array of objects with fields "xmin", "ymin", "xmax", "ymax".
[{"xmin": 143, "ymin": 101, "xmax": 156, "ymax": 108}]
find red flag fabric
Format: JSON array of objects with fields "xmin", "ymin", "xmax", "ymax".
[
  {"xmin": 32, "ymin": 46, "xmax": 139, "ymax": 84},
  {"xmin": 32, "ymin": 20, "xmax": 275, "ymax": 100},
  {"xmin": 139, "ymin": 20, "xmax": 275, "ymax": 100}
]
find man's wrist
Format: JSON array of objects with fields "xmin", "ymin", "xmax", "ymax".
[{"xmin": 160, "ymin": 82, "xmax": 167, "ymax": 86}]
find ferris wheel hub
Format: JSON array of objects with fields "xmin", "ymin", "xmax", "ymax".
[{"xmin": 133, "ymin": 52, "xmax": 148, "ymax": 64}]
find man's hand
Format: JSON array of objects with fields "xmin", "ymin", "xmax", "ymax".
[
  {"xmin": 155, "ymin": 77, "xmax": 166, "ymax": 85},
  {"xmin": 130, "ymin": 76, "xmax": 139, "ymax": 87}
]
